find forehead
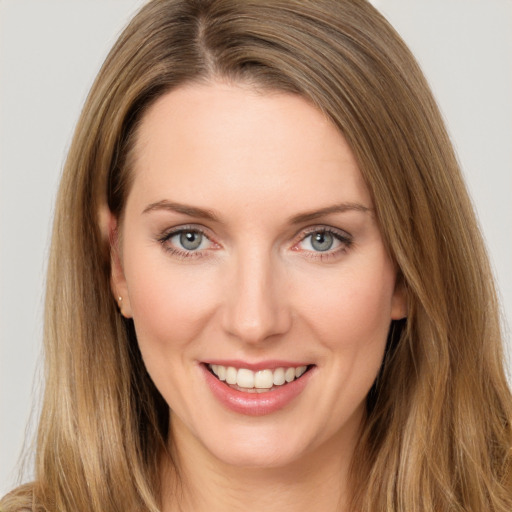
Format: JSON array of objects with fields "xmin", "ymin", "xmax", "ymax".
[{"xmin": 128, "ymin": 81, "xmax": 372, "ymax": 217}]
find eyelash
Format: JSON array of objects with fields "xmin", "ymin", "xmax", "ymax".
[
  {"xmin": 157, "ymin": 225, "xmax": 213, "ymax": 259},
  {"xmin": 156, "ymin": 225, "xmax": 353, "ymax": 261},
  {"xmin": 293, "ymin": 226, "xmax": 353, "ymax": 262}
]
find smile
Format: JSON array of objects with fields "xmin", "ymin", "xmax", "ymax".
[
  {"xmin": 208, "ymin": 364, "xmax": 310, "ymax": 393},
  {"xmin": 202, "ymin": 362, "xmax": 315, "ymax": 415}
]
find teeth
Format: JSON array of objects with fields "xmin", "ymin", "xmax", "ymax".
[
  {"xmin": 285, "ymin": 367, "xmax": 296, "ymax": 382},
  {"xmin": 254, "ymin": 369, "xmax": 273, "ymax": 389},
  {"xmin": 237, "ymin": 368, "xmax": 255, "ymax": 388},
  {"xmin": 209, "ymin": 364, "xmax": 309, "ymax": 390},
  {"xmin": 226, "ymin": 366, "xmax": 237, "ymax": 385},
  {"xmin": 295, "ymin": 366, "xmax": 307, "ymax": 378},
  {"xmin": 216, "ymin": 365, "xmax": 226, "ymax": 381},
  {"xmin": 273, "ymin": 367, "xmax": 285, "ymax": 386}
]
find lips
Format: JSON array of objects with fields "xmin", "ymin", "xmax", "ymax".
[{"xmin": 202, "ymin": 361, "xmax": 314, "ymax": 415}]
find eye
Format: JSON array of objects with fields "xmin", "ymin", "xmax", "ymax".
[
  {"xmin": 295, "ymin": 227, "xmax": 352, "ymax": 256},
  {"xmin": 158, "ymin": 226, "xmax": 216, "ymax": 257}
]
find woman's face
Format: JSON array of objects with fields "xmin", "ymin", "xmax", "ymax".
[{"xmin": 113, "ymin": 82, "xmax": 406, "ymax": 469}]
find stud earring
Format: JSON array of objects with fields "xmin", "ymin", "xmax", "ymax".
[{"xmin": 117, "ymin": 296, "xmax": 125, "ymax": 316}]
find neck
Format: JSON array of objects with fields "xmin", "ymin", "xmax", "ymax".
[{"xmin": 160, "ymin": 418, "xmax": 359, "ymax": 512}]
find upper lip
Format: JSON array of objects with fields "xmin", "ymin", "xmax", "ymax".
[{"xmin": 202, "ymin": 359, "xmax": 312, "ymax": 371}]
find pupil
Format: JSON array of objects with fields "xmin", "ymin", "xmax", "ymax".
[
  {"xmin": 311, "ymin": 232, "xmax": 333, "ymax": 251},
  {"xmin": 180, "ymin": 231, "xmax": 202, "ymax": 250}
]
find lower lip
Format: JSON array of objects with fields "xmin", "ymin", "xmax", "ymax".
[{"xmin": 201, "ymin": 364, "xmax": 314, "ymax": 416}]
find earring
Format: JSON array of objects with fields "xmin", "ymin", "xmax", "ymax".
[{"xmin": 117, "ymin": 296, "xmax": 123, "ymax": 314}]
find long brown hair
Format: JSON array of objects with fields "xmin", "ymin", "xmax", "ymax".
[{"xmin": 2, "ymin": 1, "xmax": 511, "ymax": 511}]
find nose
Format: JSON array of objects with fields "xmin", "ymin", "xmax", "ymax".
[{"xmin": 221, "ymin": 248, "xmax": 292, "ymax": 345}]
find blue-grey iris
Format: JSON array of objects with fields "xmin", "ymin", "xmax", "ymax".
[
  {"xmin": 180, "ymin": 231, "xmax": 202, "ymax": 250},
  {"xmin": 311, "ymin": 232, "xmax": 334, "ymax": 251}
]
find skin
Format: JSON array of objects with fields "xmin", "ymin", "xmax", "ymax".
[{"xmin": 111, "ymin": 81, "xmax": 407, "ymax": 511}]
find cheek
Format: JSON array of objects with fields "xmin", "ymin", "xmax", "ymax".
[
  {"xmin": 295, "ymin": 258, "xmax": 395, "ymax": 423},
  {"xmin": 299, "ymin": 257, "xmax": 396, "ymax": 354},
  {"xmin": 123, "ymin": 250, "xmax": 220, "ymax": 353},
  {"xmin": 123, "ymin": 255, "xmax": 223, "ymax": 407}
]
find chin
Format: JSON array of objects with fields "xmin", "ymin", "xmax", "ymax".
[
  {"xmin": 210, "ymin": 440, "xmax": 305, "ymax": 469},
  {"xmin": 196, "ymin": 420, "xmax": 318, "ymax": 470}
]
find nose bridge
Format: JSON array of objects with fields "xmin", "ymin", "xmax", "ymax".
[{"xmin": 222, "ymin": 245, "xmax": 290, "ymax": 343}]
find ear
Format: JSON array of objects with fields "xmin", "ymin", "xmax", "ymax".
[
  {"xmin": 107, "ymin": 211, "xmax": 133, "ymax": 319},
  {"xmin": 391, "ymin": 274, "xmax": 408, "ymax": 320}
]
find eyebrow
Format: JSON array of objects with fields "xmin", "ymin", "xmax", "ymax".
[
  {"xmin": 288, "ymin": 203, "xmax": 372, "ymax": 224},
  {"xmin": 142, "ymin": 199, "xmax": 371, "ymax": 223},
  {"xmin": 142, "ymin": 200, "xmax": 219, "ymax": 221}
]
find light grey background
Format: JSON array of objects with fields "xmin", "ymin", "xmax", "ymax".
[{"xmin": 1, "ymin": 0, "xmax": 511, "ymax": 497}]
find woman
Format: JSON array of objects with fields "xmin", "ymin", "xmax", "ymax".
[{"xmin": 2, "ymin": 0, "xmax": 511, "ymax": 511}]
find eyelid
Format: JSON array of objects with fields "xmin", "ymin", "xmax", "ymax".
[
  {"xmin": 159, "ymin": 223, "xmax": 208, "ymax": 237},
  {"xmin": 290, "ymin": 225, "xmax": 353, "ymax": 257},
  {"xmin": 294, "ymin": 225, "xmax": 352, "ymax": 244},
  {"xmin": 157, "ymin": 224, "xmax": 220, "ymax": 258}
]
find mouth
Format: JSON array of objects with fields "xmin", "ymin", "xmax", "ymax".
[{"xmin": 207, "ymin": 363, "xmax": 314, "ymax": 393}]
